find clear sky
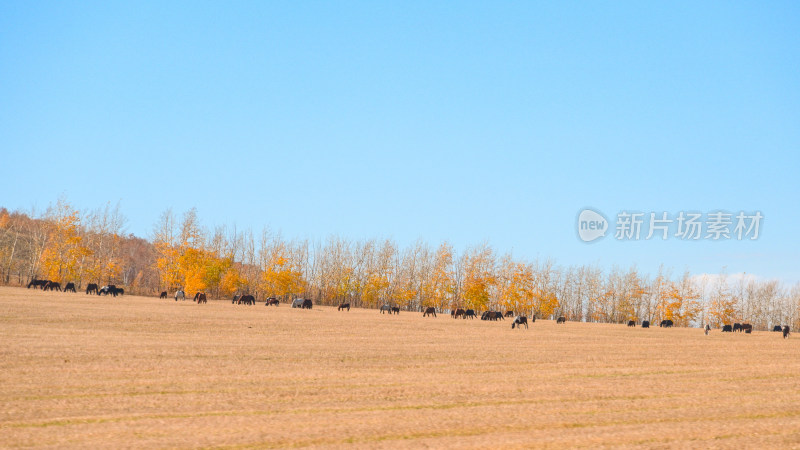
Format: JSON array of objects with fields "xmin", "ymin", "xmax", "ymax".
[{"xmin": 1, "ymin": 1, "xmax": 798, "ymax": 282}]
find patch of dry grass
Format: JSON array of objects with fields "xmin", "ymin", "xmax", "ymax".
[{"xmin": 2, "ymin": 286, "xmax": 800, "ymax": 448}]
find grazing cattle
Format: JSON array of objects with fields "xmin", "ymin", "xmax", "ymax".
[
  {"xmin": 196, "ymin": 293, "xmax": 207, "ymax": 304},
  {"xmin": 722, "ymin": 324, "xmax": 733, "ymax": 332},
  {"xmin": 423, "ymin": 307, "xmax": 437, "ymax": 317},
  {"xmin": 391, "ymin": 307, "xmax": 400, "ymax": 315},
  {"xmin": 511, "ymin": 315, "xmax": 528, "ymax": 329},
  {"xmin": 480, "ymin": 311, "xmax": 503, "ymax": 321},
  {"xmin": 238, "ymin": 295, "xmax": 256, "ymax": 305},
  {"xmin": 86, "ymin": 283, "xmax": 99, "ymax": 295},
  {"xmin": 783, "ymin": 326, "xmax": 790, "ymax": 339},
  {"xmin": 742, "ymin": 323, "xmax": 752, "ymax": 333},
  {"xmin": 27, "ymin": 279, "xmax": 48, "ymax": 289},
  {"xmin": 451, "ymin": 308, "xmax": 465, "ymax": 318},
  {"xmin": 99, "ymin": 285, "xmax": 121, "ymax": 297},
  {"xmin": 733, "ymin": 323, "xmax": 743, "ymax": 332},
  {"xmin": 659, "ymin": 320, "xmax": 674, "ymax": 328},
  {"xmin": 291, "ymin": 298, "xmax": 303, "ymax": 308},
  {"xmin": 99, "ymin": 285, "xmax": 115, "ymax": 296},
  {"xmin": 301, "ymin": 299, "xmax": 313, "ymax": 309},
  {"xmin": 266, "ymin": 298, "xmax": 280, "ymax": 306},
  {"xmin": 63, "ymin": 282, "xmax": 76, "ymax": 293},
  {"xmin": 175, "ymin": 290, "xmax": 186, "ymax": 301},
  {"xmin": 160, "ymin": 291, "xmax": 168, "ymax": 299},
  {"xmin": 463, "ymin": 309, "xmax": 476, "ymax": 319},
  {"xmin": 232, "ymin": 294, "xmax": 240, "ymax": 304},
  {"xmin": 642, "ymin": 320, "xmax": 650, "ymax": 328},
  {"xmin": 627, "ymin": 320, "xmax": 635, "ymax": 327},
  {"xmin": 194, "ymin": 292, "xmax": 201, "ymax": 302},
  {"xmin": 704, "ymin": 324, "xmax": 711, "ymax": 335},
  {"xmin": 338, "ymin": 303, "xmax": 350, "ymax": 311},
  {"xmin": 773, "ymin": 325, "xmax": 783, "ymax": 332},
  {"xmin": 43, "ymin": 281, "xmax": 62, "ymax": 292},
  {"xmin": 556, "ymin": 316, "xmax": 566, "ymax": 324},
  {"xmin": 505, "ymin": 311, "xmax": 514, "ymax": 317},
  {"xmin": 380, "ymin": 305, "xmax": 391, "ymax": 314}
]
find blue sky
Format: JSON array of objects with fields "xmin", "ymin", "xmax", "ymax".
[{"xmin": 1, "ymin": 1, "xmax": 798, "ymax": 282}]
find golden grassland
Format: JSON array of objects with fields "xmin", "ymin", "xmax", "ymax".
[{"xmin": 1, "ymin": 286, "xmax": 800, "ymax": 449}]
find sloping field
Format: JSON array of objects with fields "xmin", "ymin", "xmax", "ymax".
[{"xmin": 1, "ymin": 286, "xmax": 800, "ymax": 448}]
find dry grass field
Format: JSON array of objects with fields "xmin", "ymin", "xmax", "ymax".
[{"xmin": 2, "ymin": 286, "xmax": 800, "ymax": 449}]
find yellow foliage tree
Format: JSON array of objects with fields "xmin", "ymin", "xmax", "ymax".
[
  {"xmin": 219, "ymin": 263, "xmax": 245, "ymax": 297},
  {"xmin": 707, "ymin": 274, "xmax": 735, "ymax": 327},
  {"xmin": 461, "ymin": 244, "xmax": 496, "ymax": 311},
  {"xmin": 422, "ymin": 243, "xmax": 454, "ymax": 309},
  {"xmin": 260, "ymin": 240, "xmax": 305, "ymax": 299},
  {"xmin": 535, "ymin": 291, "xmax": 560, "ymax": 319},
  {"xmin": 39, "ymin": 201, "xmax": 91, "ymax": 283}
]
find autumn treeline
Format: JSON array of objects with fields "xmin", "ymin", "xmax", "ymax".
[
  {"xmin": 0, "ymin": 200, "xmax": 157, "ymax": 290},
  {"xmin": 2, "ymin": 201, "xmax": 800, "ymax": 330}
]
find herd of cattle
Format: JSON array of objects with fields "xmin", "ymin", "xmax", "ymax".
[
  {"xmin": 169, "ymin": 291, "xmax": 789, "ymax": 335},
  {"xmin": 27, "ymin": 281, "xmax": 793, "ymax": 337},
  {"xmin": 27, "ymin": 279, "xmax": 124, "ymax": 296}
]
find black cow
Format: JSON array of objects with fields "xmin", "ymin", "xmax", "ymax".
[
  {"xmin": 99, "ymin": 285, "xmax": 118, "ymax": 297},
  {"xmin": 627, "ymin": 320, "xmax": 635, "ymax": 327},
  {"xmin": 773, "ymin": 325, "xmax": 783, "ymax": 332},
  {"xmin": 301, "ymin": 299, "xmax": 313, "ymax": 309},
  {"xmin": 238, "ymin": 295, "xmax": 255, "ymax": 305},
  {"xmin": 481, "ymin": 311, "xmax": 501, "ymax": 321},
  {"xmin": 451, "ymin": 308, "xmax": 465, "ymax": 318},
  {"xmin": 63, "ymin": 282, "xmax": 76, "ymax": 293},
  {"xmin": 733, "ymin": 323, "xmax": 743, "ymax": 332},
  {"xmin": 423, "ymin": 307, "xmax": 437, "ymax": 317},
  {"xmin": 86, "ymin": 283, "xmax": 99, "ymax": 295},
  {"xmin": 43, "ymin": 281, "xmax": 62, "ymax": 292},
  {"xmin": 266, "ymin": 298, "xmax": 280, "ymax": 306},
  {"xmin": 783, "ymin": 326, "xmax": 790, "ymax": 339},
  {"xmin": 660, "ymin": 320, "xmax": 674, "ymax": 328},
  {"xmin": 512, "ymin": 316, "xmax": 528, "ymax": 329},
  {"xmin": 160, "ymin": 291, "xmax": 168, "ymax": 299},
  {"xmin": 642, "ymin": 320, "xmax": 650, "ymax": 328},
  {"xmin": 391, "ymin": 307, "xmax": 400, "ymax": 315},
  {"xmin": 722, "ymin": 324, "xmax": 733, "ymax": 332},
  {"xmin": 380, "ymin": 305, "xmax": 391, "ymax": 314},
  {"xmin": 27, "ymin": 279, "xmax": 48, "ymax": 289},
  {"xmin": 556, "ymin": 316, "xmax": 566, "ymax": 324},
  {"xmin": 742, "ymin": 323, "xmax": 753, "ymax": 333},
  {"xmin": 194, "ymin": 292, "xmax": 201, "ymax": 302},
  {"xmin": 338, "ymin": 303, "xmax": 350, "ymax": 311},
  {"xmin": 114, "ymin": 287, "xmax": 124, "ymax": 296},
  {"xmin": 463, "ymin": 309, "xmax": 476, "ymax": 319}
]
